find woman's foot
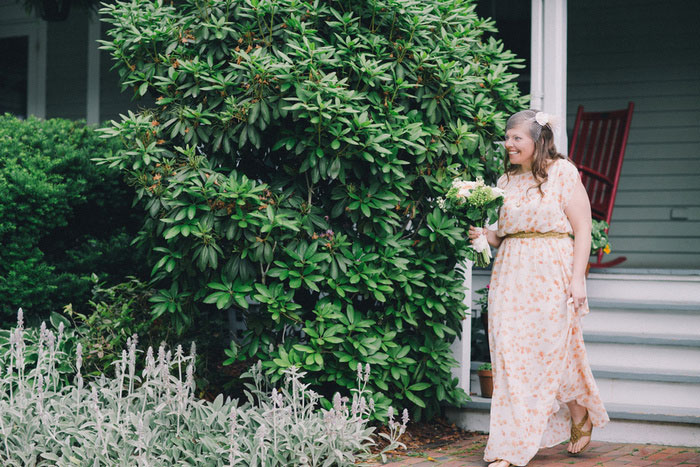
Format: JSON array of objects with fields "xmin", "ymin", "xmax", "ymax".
[
  {"xmin": 567, "ymin": 409, "xmax": 592, "ymax": 454},
  {"xmin": 488, "ymin": 461, "xmax": 511, "ymax": 467}
]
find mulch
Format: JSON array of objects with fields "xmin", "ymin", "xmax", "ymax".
[{"xmin": 372, "ymin": 417, "xmax": 478, "ymax": 454}]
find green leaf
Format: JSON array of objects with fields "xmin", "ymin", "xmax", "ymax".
[
  {"xmin": 405, "ymin": 390, "xmax": 426, "ymax": 408},
  {"xmin": 408, "ymin": 382, "xmax": 431, "ymax": 392}
]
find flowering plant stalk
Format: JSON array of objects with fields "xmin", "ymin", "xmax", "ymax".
[{"xmin": 439, "ymin": 178, "xmax": 505, "ymax": 267}]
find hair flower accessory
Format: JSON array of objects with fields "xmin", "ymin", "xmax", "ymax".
[{"xmin": 535, "ymin": 111, "xmax": 550, "ymax": 127}]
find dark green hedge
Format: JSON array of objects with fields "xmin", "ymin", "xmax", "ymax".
[{"xmin": 0, "ymin": 115, "xmax": 145, "ymax": 324}]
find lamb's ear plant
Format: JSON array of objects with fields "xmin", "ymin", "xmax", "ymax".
[
  {"xmin": 98, "ymin": 0, "xmax": 526, "ymax": 420},
  {"xmin": 0, "ymin": 310, "xmax": 405, "ymax": 465},
  {"xmin": 0, "ymin": 309, "xmax": 78, "ymax": 391}
]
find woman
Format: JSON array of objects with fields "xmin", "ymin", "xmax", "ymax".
[{"xmin": 468, "ymin": 110, "xmax": 609, "ymax": 467}]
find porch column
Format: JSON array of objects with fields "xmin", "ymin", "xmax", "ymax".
[
  {"xmin": 530, "ymin": 0, "xmax": 568, "ymax": 154},
  {"xmin": 86, "ymin": 13, "xmax": 101, "ymax": 125},
  {"xmin": 451, "ymin": 261, "xmax": 473, "ymax": 394}
]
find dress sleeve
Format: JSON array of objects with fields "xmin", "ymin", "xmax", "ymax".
[{"xmin": 555, "ymin": 159, "xmax": 582, "ymax": 210}]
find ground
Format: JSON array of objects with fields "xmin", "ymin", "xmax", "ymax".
[{"xmin": 367, "ymin": 420, "xmax": 700, "ymax": 466}]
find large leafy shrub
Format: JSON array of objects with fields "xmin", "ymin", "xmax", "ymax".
[
  {"xmin": 0, "ymin": 115, "xmax": 144, "ymax": 324},
  {"xmin": 99, "ymin": 0, "xmax": 525, "ymax": 419}
]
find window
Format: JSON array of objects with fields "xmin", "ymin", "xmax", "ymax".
[{"xmin": 0, "ymin": 35, "xmax": 29, "ymax": 118}]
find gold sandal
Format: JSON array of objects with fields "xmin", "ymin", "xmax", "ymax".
[{"xmin": 568, "ymin": 410, "xmax": 592, "ymax": 455}]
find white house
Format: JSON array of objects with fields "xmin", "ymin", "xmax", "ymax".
[{"xmin": 1, "ymin": 0, "xmax": 698, "ymax": 447}]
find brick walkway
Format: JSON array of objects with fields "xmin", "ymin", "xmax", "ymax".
[{"xmin": 366, "ymin": 435, "xmax": 700, "ymax": 466}]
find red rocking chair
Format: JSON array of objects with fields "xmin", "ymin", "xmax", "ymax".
[{"xmin": 568, "ymin": 102, "xmax": 635, "ymax": 269}]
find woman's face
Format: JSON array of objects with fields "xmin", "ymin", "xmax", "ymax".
[{"xmin": 505, "ymin": 124, "xmax": 536, "ymax": 170}]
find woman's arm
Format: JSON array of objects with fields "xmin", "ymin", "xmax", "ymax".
[
  {"xmin": 468, "ymin": 226, "xmax": 503, "ymax": 249},
  {"xmin": 564, "ymin": 180, "xmax": 592, "ymax": 309}
]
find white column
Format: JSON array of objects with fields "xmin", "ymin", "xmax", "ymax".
[
  {"xmin": 530, "ymin": 0, "xmax": 568, "ymax": 154},
  {"xmin": 27, "ymin": 21, "xmax": 47, "ymax": 119},
  {"xmin": 451, "ymin": 260, "xmax": 473, "ymax": 394},
  {"xmin": 86, "ymin": 13, "xmax": 101, "ymax": 125}
]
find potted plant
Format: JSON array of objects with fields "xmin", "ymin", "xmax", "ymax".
[
  {"xmin": 587, "ymin": 219, "xmax": 611, "ymax": 275},
  {"xmin": 591, "ymin": 219, "xmax": 611, "ymax": 256},
  {"xmin": 477, "ymin": 362, "xmax": 494, "ymax": 398}
]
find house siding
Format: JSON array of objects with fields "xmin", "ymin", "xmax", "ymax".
[
  {"xmin": 567, "ymin": 0, "xmax": 700, "ymax": 268},
  {"xmin": 98, "ymin": 21, "xmax": 139, "ymax": 123}
]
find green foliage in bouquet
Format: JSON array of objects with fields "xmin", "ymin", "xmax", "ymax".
[
  {"xmin": 0, "ymin": 115, "xmax": 145, "ymax": 325},
  {"xmin": 99, "ymin": 0, "xmax": 526, "ymax": 419}
]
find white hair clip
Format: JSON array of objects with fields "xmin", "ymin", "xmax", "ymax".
[{"xmin": 535, "ymin": 111, "xmax": 558, "ymax": 129}]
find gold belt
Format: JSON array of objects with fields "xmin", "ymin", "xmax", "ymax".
[{"xmin": 505, "ymin": 231, "xmax": 570, "ymax": 239}]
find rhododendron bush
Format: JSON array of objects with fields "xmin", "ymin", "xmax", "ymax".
[{"xmin": 99, "ymin": 0, "xmax": 525, "ymax": 419}]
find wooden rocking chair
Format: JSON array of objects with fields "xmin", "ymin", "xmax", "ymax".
[{"xmin": 568, "ymin": 102, "xmax": 635, "ymax": 269}]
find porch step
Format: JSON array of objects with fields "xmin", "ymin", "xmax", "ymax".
[
  {"xmin": 469, "ymin": 363, "xmax": 700, "ymax": 410},
  {"xmin": 583, "ymin": 331, "xmax": 700, "ymax": 346},
  {"xmin": 584, "ymin": 298, "xmax": 700, "ymax": 337},
  {"xmin": 459, "ymin": 396, "xmax": 700, "ymax": 425},
  {"xmin": 585, "ymin": 341, "xmax": 700, "ymax": 374},
  {"xmin": 586, "ymin": 272, "xmax": 700, "ymax": 303},
  {"xmin": 446, "ymin": 397, "xmax": 700, "ymax": 445}
]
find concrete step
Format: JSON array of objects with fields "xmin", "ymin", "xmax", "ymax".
[
  {"xmin": 469, "ymin": 363, "xmax": 700, "ymax": 410},
  {"xmin": 586, "ymin": 272, "xmax": 700, "ymax": 303},
  {"xmin": 447, "ymin": 397, "xmax": 700, "ymax": 445},
  {"xmin": 586, "ymin": 341, "xmax": 700, "ymax": 374},
  {"xmin": 595, "ymin": 377, "xmax": 700, "ymax": 409},
  {"xmin": 583, "ymin": 331, "xmax": 700, "ymax": 346},
  {"xmin": 584, "ymin": 299, "xmax": 700, "ymax": 340}
]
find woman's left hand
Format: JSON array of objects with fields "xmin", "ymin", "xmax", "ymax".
[{"xmin": 569, "ymin": 277, "xmax": 587, "ymax": 310}]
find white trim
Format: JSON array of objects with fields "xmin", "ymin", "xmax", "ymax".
[
  {"xmin": 86, "ymin": 13, "xmax": 101, "ymax": 125},
  {"xmin": 530, "ymin": 0, "xmax": 544, "ymax": 111},
  {"xmin": 33, "ymin": 21, "xmax": 47, "ymax": 119},
  {"xmin": 0, "ymin": 18, "xmax": 47, "ymax": 119},
  {"xmin": 530, "ymin": 0, "xmax": 568, "ymax": 154},
  {"xmin": 451, "ymin": 261, "xmax": 473, "ymax": 394}
]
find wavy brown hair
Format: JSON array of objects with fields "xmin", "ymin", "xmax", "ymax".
[{"xmin": 504, "ymin": 109, "xmax": 567, "ymax": 195}]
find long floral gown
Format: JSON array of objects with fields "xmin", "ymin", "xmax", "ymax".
[{"xmin": 483, "ymin": 159, "xmax": 609, "ymax": 466}]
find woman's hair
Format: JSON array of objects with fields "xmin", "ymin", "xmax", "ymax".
[{"xmin": 504, "ymin": 109, "xmax": 567, "ymax": 194}]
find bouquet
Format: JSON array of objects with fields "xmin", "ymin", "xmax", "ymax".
[{"xmin": 438, "ymin": 178, "xmax": 505, "ymax": 267}]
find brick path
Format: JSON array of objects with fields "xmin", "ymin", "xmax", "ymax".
[{"xmin": 365, "ymin": 435, "xmax": 700, "ymax": 466}]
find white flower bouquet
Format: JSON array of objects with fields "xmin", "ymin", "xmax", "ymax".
[{"xmin": 438, "ymin": 178, "xmax": 504, "ymax": 267}]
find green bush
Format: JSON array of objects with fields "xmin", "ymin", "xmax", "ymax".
[
  {"xmin": 99, "ymin": 0, "xmax": 525, "ymax": 419},
  {"xmin": 0, "ymin": 115, "xmax": 145, "ymax": 324},
  {"xmin": 66, "ymin": 276, "xmax": 233, "ymax": 395}
]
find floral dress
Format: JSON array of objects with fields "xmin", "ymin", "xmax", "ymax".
[{"xmin": 483, "ymin": 159, "xmax": 609, "ymax": 466}]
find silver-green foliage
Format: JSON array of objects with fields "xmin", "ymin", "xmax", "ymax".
[{"xmin": 0, "ymin": 312, "xmax": 405, "ymax": 466}]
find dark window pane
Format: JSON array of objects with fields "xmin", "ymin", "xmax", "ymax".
[
  {"xmin": 0, "ymin": 36, "xmax": 29, "ymax": 118},
  {"xmin": 475, "ymin": 0, "xmax": 531, "ymax": 97}
]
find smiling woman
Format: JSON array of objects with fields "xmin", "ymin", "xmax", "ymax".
[{"xmin": 469, "ymin": 110, "xmax": 607, "ymax": 467}]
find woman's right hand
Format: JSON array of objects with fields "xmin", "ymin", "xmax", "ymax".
[
  {"xmin": 468, "ymin": 226, "xmax": 485, "ymax": 241},
  {"xmin": 468, "ymin": 226, "xmax": 503, "ymax": 249}
]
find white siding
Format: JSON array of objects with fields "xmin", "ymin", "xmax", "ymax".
[{"xmin": 567, "ymin": 0, "xmax": 700, "ymax": 269}]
